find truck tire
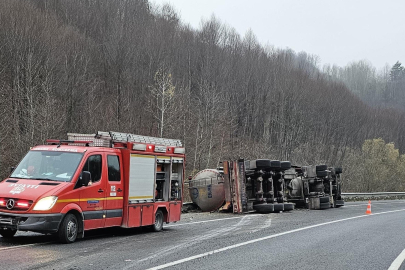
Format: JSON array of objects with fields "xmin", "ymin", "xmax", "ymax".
[
  {"xmin": 316, "ymin": 171, "xmax": 327, "ymax": 177},
  {"xmin": 270, "ymin": 160, "xmax": 281, "ymax": 169},
  {"xmin": 316, "ymin": 165, "xmax": 327, "ymax": 171},
  {"xmin": 253, "ymin": 204, "xmax": 274, "ymax": 213},
  {"xmin": 152, "ymin": 209, "xmax": 164, "ymax": 232},
  {"xmin": 0, "ymin": 229, "xmax": 17, "ymax": 238},
  {"xmin": 320, "ymin": 202, "xmax": 330, "ymax": 209},
  {"xmin": 320, "ymin": 196, "xmax": 330, "ymax": 203},
  {"xmin": 58, "ymin": 213, "xmax": 78, "ymax": 244},
  {"xmin": 274, "ymin": 203, "xmax": 284, "ymax": 212},
  {"xmin": 250, "ymin": 159, "xmax": 271, "ymax": 170},
  {"xmin": 283, "ymin": 203, "xmax": 294, "ymax": 211},
  {"xmin": 280, "ymin": 161, "xmax": 291, "ymax": 170},
  {"xmin": 335, "ymin": 200, "xmax": 344, "ymax": 208}
]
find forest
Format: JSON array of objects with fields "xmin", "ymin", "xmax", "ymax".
[{"xmin": 0, "ymin": 0, "xmax": 405, "ymax": 192}]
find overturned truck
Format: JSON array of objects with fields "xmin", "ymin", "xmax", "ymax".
[
  {"xmin": 189, "ymin": 159, "xmax": 344, "ymax": 213},
  {"xmin": 221, "ymin": 159, "xmax": 294, "ymax": 214},
  {"xmin": 284, "ymin": 165, "xmax": 344, "ymax": 209}
]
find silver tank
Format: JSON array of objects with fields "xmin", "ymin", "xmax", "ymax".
[{"xmin": 188, "ymin": 169, "xmax": 225, "ymax": 212}]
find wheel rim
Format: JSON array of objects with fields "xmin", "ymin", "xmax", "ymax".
[
  {"xmin": 155, "ymin": 212, "xmax": 162, "ymax": 229},
  {"xmin": 67, "ymin": 219, "xmax": 77, "ymax": 241}
]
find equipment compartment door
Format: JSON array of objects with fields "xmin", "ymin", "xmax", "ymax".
[
  {"xmin": 127, "ymin": 205, "xmax": 141, "ymax": 228},
  {"xmin": 169, "ymin": 202, "xmax": 181, "ymax": 222},
  {"xmin": 141, "ymin": 205, "xmax": 154, "ymax": 226}
]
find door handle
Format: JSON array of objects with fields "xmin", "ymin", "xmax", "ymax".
[
  {"xmin": 98, "ymin": 189, "xmax": 104, "ymax": 193},
  {"xmin": 117, "ymin": 188, "xmax": 123, "ymax": 192}
]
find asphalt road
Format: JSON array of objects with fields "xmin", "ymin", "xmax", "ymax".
[{"xmin": 1, "ymin": 200, "xmax": 405, "ymax": 270}]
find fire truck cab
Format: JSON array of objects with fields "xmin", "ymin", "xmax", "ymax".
[{"xmin": 0, "ymin": 131, "xmax": 185, "ymax": 243}]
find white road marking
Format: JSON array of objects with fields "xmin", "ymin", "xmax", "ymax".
[
  {"xmin": 388, "ymin": 248, "xmax": 405, "ymax": 270},
  {"xmin": 124, "ymin": 215, "xmax": 265, "ymax": 270},
  {"xmin": 166, "ymin": 215, "xmax": 261, "ymax": 227},
  {"xmin": 146, "ymin": 208, "xmax": 405, "ymax": 270}
]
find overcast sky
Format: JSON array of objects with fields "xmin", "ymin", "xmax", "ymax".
[{"xmin": 152, "ymin": 0, "xmax": 404, "ymax": 69}]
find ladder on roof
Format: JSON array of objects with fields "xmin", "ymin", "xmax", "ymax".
[{"xmin": 67, "ymin": 131, "xmax": 182, "ymax": 147}]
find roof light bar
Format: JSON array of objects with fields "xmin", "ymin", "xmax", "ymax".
[
  {"xmin": 133, "ymin": 143, "xmax": 147, "ymax": 151},
  {"xmin": 174, "ymin": 147, "xmax": 185, "ymax": 154},
  {"xmin": 154, "ymin": 146, "xmax": 167, "ymax": 153}
]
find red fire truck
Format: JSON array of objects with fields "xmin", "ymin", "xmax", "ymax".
[{"xmin": 0, "ymin": 131, "xmax": 185, "ymax": 243}]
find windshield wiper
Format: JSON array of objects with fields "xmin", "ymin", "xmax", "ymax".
[{"xmin": 31, "ymin": 177, "xmax": 54, "ymax": 181}]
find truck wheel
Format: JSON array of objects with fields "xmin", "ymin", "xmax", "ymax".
[
  {"xmin": 58, "ymin": 213, "xmax": 78, "ymax": 244},
  {"xmin": 274, "ymin": 204, "xmax": 284, "ymax": 212},
  {"xmin": 253, "ymin": 204, "xmax": 275, "ymax": 213},
  {"xmin": 283, "ymin": 203, "xmax": 294, "ymax": 211},
  {"xmin": 335, "ymin": 200, "xmax": 344, "ymax": 208},
  {"xmin": 320, "ymin": 202, "xmax": 330, "ymax": 209},
  {"xmin": 320, "ymin": 196, "xmax": 330, "ymax": 203},
  {"xmin": 280, "ymin": 161, "xmax": 291, "ymax": 170},
  {"xmin": 152, "ymin": 210, "xmax": 164, "ymax": 232},
  {"xmin": 0, "ymin": 229, "xmax": 17, "ymax": 238},
  {"xmin": 316, "ymin": 165, "xmax": 327, "ymax": 171},
  {"xmin": 316, "ymin": 171, "xmax": 327, "ymax": 177}
]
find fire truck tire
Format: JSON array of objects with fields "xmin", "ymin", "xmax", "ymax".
[
  {"xmin": 316, "ymin": 165, "xmax": 327, "ymax": 171},
  {"xmin": 0, "ymin": 229, "xmax": 17, "ymax": 238},
  {"xmin": 58, "ymin": 213, "xmax": 78, "ymax": 244},
  {"xmin": 152, "ymin": 210, "xmax": 164, "ymax": 232},
  {"xmin": 316, "ymin": 171, "xmax": 328, "ymax": 177},
  {"xmin": 320, "ymin": 202, "xmax": 330, "ymax": 209}
]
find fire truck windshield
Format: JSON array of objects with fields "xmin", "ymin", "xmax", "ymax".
[{"xmin": 10, "ymin": 151, "xmax": 84, "ymax": 182}]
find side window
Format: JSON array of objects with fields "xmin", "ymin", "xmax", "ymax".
[
  {"xmin": 82, "ymin": 155, "xmax": 102, "ymax": 183},
  {"xmin": 107, "ymin": 155, "xmax": 121, "ymax": 182}
]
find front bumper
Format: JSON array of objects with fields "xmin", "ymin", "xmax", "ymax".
[{"xmin": 0, "ymin": 211, "xmax": 63, "ymax": 233}]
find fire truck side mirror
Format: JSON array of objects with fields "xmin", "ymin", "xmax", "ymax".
[
  {"xmin": 188, "ymin": 176, "xmax": 192, "ymax": 181},
  {"xmin": 80, "ymin": 171, "xmax": 91, "ymax": 186},
  {"xmin": 10, "ymin": 167, "xmax": 15, "ymax": 174}
]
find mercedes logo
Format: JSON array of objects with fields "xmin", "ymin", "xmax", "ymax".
[{"xmin": 6, "ymin": 199, "xmax": 15, "ymax": 210}]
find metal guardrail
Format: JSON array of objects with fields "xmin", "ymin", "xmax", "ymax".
[{"xmin": 342, "ymin": 192, "xmax": 405, "ymax": 196}]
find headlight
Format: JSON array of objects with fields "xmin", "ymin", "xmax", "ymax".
[{"xmin": 33, "ymin": 196, "xmax": 58, "ymax": 211}]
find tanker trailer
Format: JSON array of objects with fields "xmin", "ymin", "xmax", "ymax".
[{"xmin": 188, "ymin": 169, "xmax": 225, "ymax": 212}]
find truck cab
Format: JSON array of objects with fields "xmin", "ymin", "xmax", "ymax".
[{"xmin": 0, "ymin": 131, "xmax": 185, "ymax": 243}]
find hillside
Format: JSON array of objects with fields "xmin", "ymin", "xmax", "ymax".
[{"xmin": 1, "ymin": 0, "xmax": 405, "ymax": 191}]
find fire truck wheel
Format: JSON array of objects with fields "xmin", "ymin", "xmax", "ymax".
[
  {"xmin": 152, "ymin": 210, "xmax": 164, "ymax": 232},
  {"xmin": 58, "ymin": 213, "xmax": 78, "ymax": 244},
  {"xmin": 0, "ymin": 229, "xmax": 17, "ymax": 238}
]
